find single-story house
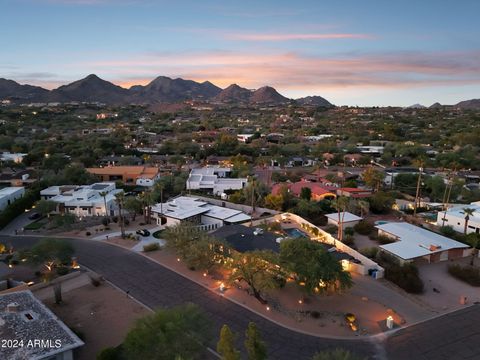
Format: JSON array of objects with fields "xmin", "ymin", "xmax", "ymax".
[
  {"xmin": 376, "ymin": 222, "xmax": 470, "ymax": 264},
  {"xmin": 326, "ymin": 212, "xmax": 362, "ymax": 230},
  {"xmin": 271, "ymin": 180, "xmax": 337, "ymax": 201},
  {"xmin": 0, "ymin": 291, "xmax": 84, "ymax": 359},
  {"xmin": 0, "ymin": 187, "xmax": 25, "ymax": 211},
  {"xmin": 436, "ymin": 203, "xmax": 480, "ymax": 235},
  {"xmin": 151, "ymin": 196, "xmax": 251, "ymax": 231}
]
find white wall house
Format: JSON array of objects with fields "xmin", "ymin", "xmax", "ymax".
[
  {"xmin": 186, "ymin": 167, "xmax": 247, "ymax": 196},
  {"xmin": 151, "ymin": 196, "xmax": 250, "ymax": 231},
  {"xmin": 40, "ymin": 182, "xmax": 123, "ymax": 217},
  {"xmin": 437, "ymin": 202, "xmax": 480, "ymax": 235},
  {"xmin": 376, "ymin": 222, "xmax": 470, "ymax": 264},
  {"xmin": 325, "ymin": 212, "xmax": 362, "ymax": 230},
  {"xmin": 0, "ymin": 152, "xmax": 27, "ymax": 163},
  {"xmin": 0, "ymin": 187, "xmax": 25, "ymax": 211}
]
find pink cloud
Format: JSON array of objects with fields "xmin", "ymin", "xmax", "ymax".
[
  {"xmin": 15, "ymin": 49, "xmax": 480, "ymax": 94},
  {"xmin": 226, "ymin": 33, "xmax": 373, "ymax": 41}
]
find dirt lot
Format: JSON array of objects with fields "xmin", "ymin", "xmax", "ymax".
[{"xmin": 45, "ymin": 282, "xmax": 150, "ymax": 360}]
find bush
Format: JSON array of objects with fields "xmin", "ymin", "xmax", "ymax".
[
  {"xmin": 448, "ymin": 264, "xmax": 480, "ymax": 286},
  {"xmin": 377, "ymin": 235, "xmax": 395, "ymax": 245},
  {"xmin": 112, "ymin": 216, "xmax": 118, "ymax": 223},
  {"xmin": 124, "ymin": 218, "xmax": 130, "ymax": 226},
  {"xmin": 385, "ymin": 263, "xmax": 424, "ymax": 294},
  {"xmin": 344, "ymin": 227, "xmax": 354, "ymax": 236},
  {"xmin": 85, "ymin": 231, "xmax": 91, "ymax": 236},
  {"xmin": 56, "ymin": 266, "xmax": 69, "ymax": 276},
  {"xmin": 324, "ymin": 225, "xmax": 338, "ymax": 235},
  {"xmin": 310, "ymin": 310, "xmax": 321, "ymax": 319},
  {"xmin": 354, "ymin": 221, "xmax": 374, "ymax": 235},
  {"xmin": 342, "ymin": 235, "xmax": 355, "ymax": 246},
  {"xmin": 97, "ymin": 346, "xmax": 123, "ymax": 360},
  {"xmin": 360, "ymin": 247, "xmax": 378, "ymax": 259},
  {"xmin": 143, "ymin": 243, "xmax": 160, "ymax": 252},
  {"xmin": 101, "ymin": 217, "xmax": 109, "ymax": 227}
]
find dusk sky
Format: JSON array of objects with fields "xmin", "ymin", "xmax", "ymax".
[{"xmin": 2, "ymin": 0, "xmax": 480, "ymax": 106}]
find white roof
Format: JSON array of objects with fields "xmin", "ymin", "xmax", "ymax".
[
  {"xmin": 0, "ymin": 187, "xmax": 24, "ymax": 197},
  {"xmin": 152, "ymin": 196, "xmax": 249, "ymax": 223},
  {"xmin": 377, "ymin": 222, "xmax": 469, "ymax": 260},
  {"xmin": 325, "ymin": 211, "xmax": 362, "ymax": 223},
  {"xmin": 443, "ymin": 204, "xmax": 480, "ymax": 222}
]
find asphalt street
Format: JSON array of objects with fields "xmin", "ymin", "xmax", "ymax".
[
  {"xmin": 1, "ymin": 235, "xmax": 377, "ymax": 360},
  {"xmin": 4, "ymin": 235, "xmax": 480, "ymax": 360}
]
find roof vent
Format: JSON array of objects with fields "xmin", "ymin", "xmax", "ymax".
[{"xmin": 6, "ymin": 302, "xmax": 20, "ymax": 313}]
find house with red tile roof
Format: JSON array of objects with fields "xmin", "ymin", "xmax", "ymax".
[{"xmin": 271, "ymin": 180, "xmax": 337, "ymax": 201}]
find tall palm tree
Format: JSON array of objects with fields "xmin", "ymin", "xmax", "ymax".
[
  {"xmin": 463, "ymin": 208, "xmax": 475, "ymax": 235},
  {"xmin": 99, "ymin": 191, "xmax": 109, "ymax": 219},
  {"xmin": 115, "ymin": 192, "xmax": 126, "ymax": 238},
  {"xmin": 334, "ymin": 196, "xmax": 349, "ymax": 244},
  {"xmin": 140, "ymin": 189, "xmax": 155, "ymax": 224}
]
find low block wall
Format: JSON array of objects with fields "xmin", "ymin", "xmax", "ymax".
[{"xmin": 275, "ymin": 213, "xmax": 384, "ymax": 278}]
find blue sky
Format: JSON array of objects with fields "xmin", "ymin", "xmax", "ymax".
[{"xmin": 1, "ymin": 0, "xmax": 480, "ymax": 105}]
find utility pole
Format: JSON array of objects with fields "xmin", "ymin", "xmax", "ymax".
[
  {"xmin": 413, "ymin": 166, "xmax": 423, "ymax": 217},
  {"xmin": 441, "ymin": 167, "xmax": 456, "ymax": 226},
  {"xmin": 250, "ymin": 176, "xmax": 255, "ymax": 227}
]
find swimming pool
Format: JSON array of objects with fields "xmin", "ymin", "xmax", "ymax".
[
  {"xmin": 374, "ymin": 220, "xmax": 389, "ymax": 226},
  {"xmin": 284, "ymin": 228, "xmax": 309, "ymax": 239}
]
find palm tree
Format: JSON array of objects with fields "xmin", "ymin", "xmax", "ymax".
[
  {"xmin": 115, "ymin": 192, "xmax": 126, "ymax": 238},
  {"xmin": 463, "ymin": 208, "xmax": 475, "ymax": 235},
  {"xmin": 99, "ymin": 191, "xmax": 109, "ymax": 219},
  {"xmin": 140, "ymin": 189, "xmax": 154, "ymax": 224},
  {"xmin": 334, "ymin": 196, "xmax": 349, "ymax": 243}
]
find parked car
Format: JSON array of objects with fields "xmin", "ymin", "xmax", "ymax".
[
  {"xmin": 136, "ymin": 229, "xmax": 151, "ymax": 237},
  {"xmin": 28, "ymin": 212, "xmax": 41, "ymax": 220}
]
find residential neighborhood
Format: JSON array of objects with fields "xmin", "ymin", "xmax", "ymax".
[{"xmin": 1, "ymin": 1, "xmax": 480, "ymax": 359}]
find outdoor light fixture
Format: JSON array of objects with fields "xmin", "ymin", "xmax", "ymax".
[
  {"xmin": 386, "ymin": 315, "xmax": 394, "ymax": 329},
  {"xmin": 266, "ymin": 306, "xmax": 270, "ymax": 311},
  {"xmin": 219, "ymin": 283, "xmax": 226, "ymax": 292},
  {"xmin": 298, "ymin": 299, "xmax": 303, "ymax": 304},
  {"xmin": 177, "ymin": 258, "xmax": 181, "ymax": 262}
]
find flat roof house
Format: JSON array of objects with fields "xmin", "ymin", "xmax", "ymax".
[
  {"xmin": 87, "ymin": 166, "xmax": 160, "ymax": 187},
  {"xmin": 436, "ymin": 203, "xmax": 480, "ymax": 235},
  {"xmin": 40, "ymin": 182, "xmax": 123, "ymax": 217},
  {"xmin": 186, "ymin": 166, "xmax": 247, "ymax": 196},
  {"xmin": 0, "ymin": 291, "xmax": 84, "ymax": 359},
  {"xmin": 325, "ymin": 211, "xmax": 362, "ymax": 230},
  {"xmin": 376, "ymin": 222, "xmax": 469, "ymax": 264},
  {"xmin": 151, "ymin": 196, "xmax": 250, "ymax": 231},
  {"xmin": 0, "ymin": 187, "xmax": 25, "ymax": 212}
]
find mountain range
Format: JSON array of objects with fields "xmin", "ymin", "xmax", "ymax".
[{"xmin": 0, "ymin": 74, "xmax": 333, "ymax": 107}]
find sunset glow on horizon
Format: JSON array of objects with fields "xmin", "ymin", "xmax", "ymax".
[{"xmin": 2, "ymin": 0, "xmax": 480, "ymax": 106}]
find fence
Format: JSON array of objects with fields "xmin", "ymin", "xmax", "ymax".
[{"xmin": 272, "ymin": 212, "xmax": 384, "ymax": 278}]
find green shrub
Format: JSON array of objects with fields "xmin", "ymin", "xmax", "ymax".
[
  {"xmin": 344, "ymin": 227, "xmax": 355, "ymax": 236},
  {"xmin": 439, "ymin": 225, "xmax": 456, "ymax": 237},
  {"xmin": 56, "ymin": 266, "xmax": 69, "ymax": 276},
  {"xmin": 448, "ymin": 264, "xmax": 480, "ymax": 286},
  {"xmin": 324, "ymin": 225, "xmax": 338, "ymax": 234},
  {"xmin": 354, "ymin": 221, "xmax": 374, "ymax": 235},
  {"xmin": 143, "ymin": 243, "xmax": 160, "ymax": 252},
  {"xmin": 342, "ymin": 235, "xmax": 355, "ymax": 246},
  {"xmin": 377, "ymin": 235, "xmax": 395, "ymax": 245},
  {"xmin": 360, "ymin": 247, "xmax": 378, "ymax": 259},
  {"xmin": 385, "ymin": 263, "xmax": 424, "ymax": 294},
  {"xmin": 97, "ymin": 346, "xmax": 123, "ymax": 360}
]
